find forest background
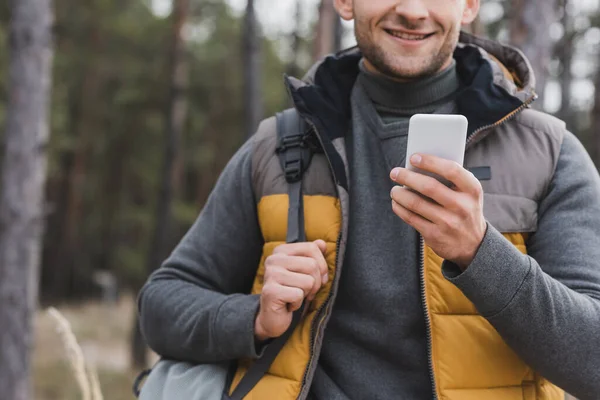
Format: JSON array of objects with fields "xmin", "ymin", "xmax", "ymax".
[{"xmin": 0, "ymin": 0, "xmax": 598, "ymax": 398}]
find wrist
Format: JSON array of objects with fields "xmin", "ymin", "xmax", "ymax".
[
  {"xmin": 453, "ymin": 252, "xmax": 476, "ymax": 271},
  {"xmin": 254, "ymin": 313, "xmax": 270, "ymax": 342},
  {"xmin": 454, "ymin": 221, "xmax": 488, "ymax": 271}
]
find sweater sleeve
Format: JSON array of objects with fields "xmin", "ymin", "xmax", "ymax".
[
  {"xmin": 442, "ymin": 131, "xmax": 600, "ymax": 400},
  {"xmin": 137, "ymin": 138, "xmax": 266, "ymax": 363}
]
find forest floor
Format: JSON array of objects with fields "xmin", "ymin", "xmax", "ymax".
[{"xmin": 33, "ymin": 294, "xmax": 157, "ymax": 400}]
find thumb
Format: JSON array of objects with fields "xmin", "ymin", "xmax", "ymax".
[{"xmin": 314, "ymin": 239, "xmax": 327, "ymax": 254}]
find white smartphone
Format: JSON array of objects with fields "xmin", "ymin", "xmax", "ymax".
[{"xmin": 405, "ymin": 114, "xmax": 468, "ymax": 185}]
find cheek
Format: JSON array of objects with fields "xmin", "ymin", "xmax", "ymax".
[
  {"xmin": 354, "ymin": 1, "xmax": 401, "ymax": 28},
  {"xmin": 428, "ymin": 5, "xmax": 465, "ymax": 32}
]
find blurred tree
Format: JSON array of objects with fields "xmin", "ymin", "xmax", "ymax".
[
  {"xmin": 131, "ymin": 0, "xmax": 191, "ymax": 370},
  {"xmin": 287, "ymin": 0, "xmax": 304, "ymax": 78},
  {"xmin": 243, "ymin": 0, "xmax": 263, "ymax": 138},
  {"xmin": 592, "ymin": 53, "xmax": 600, "ymax": 166},
  {"xmin": 555, "ymin": 0, "xmax": 576, "ymax": 128},
  {"xmin": 51, "ymin": 0, "xmax": 106, "ymax": 300},
  {"xmin": 467, "ymin": 14, "xmax": 485, "ymax": 37},
  {"xmin": 39, "ymin": 0, "xmax": 171, "ymax": 302},
  {"xmin": 509, "ymin": 0, "xmax": 558, "ymax": 108},
  {"xmin": 314, "ymin": 0, "xmax": 337, "ymax": 61},
  {"xmin": 0, "ymin": 0, "xmax": 298, "ymax": 307},
  {"xmin": 0, "ymin": 0, "xmax": 54, "ymax": 398}
]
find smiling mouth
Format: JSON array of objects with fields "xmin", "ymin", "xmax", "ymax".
[{"xmin": 385, "ymin": 29, "xmax": 434, "ymax": 41}]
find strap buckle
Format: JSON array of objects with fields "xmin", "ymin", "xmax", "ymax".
[
  {"xmin": 276, "ymin": 133, "xmax": 306, "ymax": 153},
  {"xmin": 276, "ymin": 133, "xmax": 307, "ymax": 183}
]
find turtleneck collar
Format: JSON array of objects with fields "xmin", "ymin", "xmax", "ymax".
[{"xmin": 357, "ymin": 58, "xmax": 461, "ymax": 115}]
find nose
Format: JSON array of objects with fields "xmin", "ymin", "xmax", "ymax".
[{"xmin": 394, "ymin": 0, "xmax": 430, "ymax": 21}]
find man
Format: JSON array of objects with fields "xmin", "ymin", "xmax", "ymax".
[{"xmin": 137, "ymin": 0, "xmax": 600, "ymax": 399}]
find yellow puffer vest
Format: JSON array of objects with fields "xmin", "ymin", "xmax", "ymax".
[
  {"xmin": 229, "ymin": 114, "xmax": 565, "ymax": 400},
  {"xmin": 231, "ymin": 33, "xmax": 567, "ymax": 400}
]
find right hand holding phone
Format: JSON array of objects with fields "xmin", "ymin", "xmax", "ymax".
[{"xmin": 254, "ymin": 240, "xmax": 329, "ymax": 341}]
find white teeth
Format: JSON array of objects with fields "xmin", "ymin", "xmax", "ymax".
[{"xmin": 388, "ymin": 31, "xmax": 428, "ymax": 40}]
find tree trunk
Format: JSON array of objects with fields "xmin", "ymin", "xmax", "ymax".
[
  {"xmin": 53, "ymin": 28, "xmax": 104, "ymax": 300},
  {"xmin": 509, "ymin": 0, "xmax": 557, "ymax": 109},
  {"xmin": 287, "ymin": 0, "xmax": 303, "ymax": 78},
  {"xmin": 592, "ymin": 59, "xmax": 600, "ymax": 169},
  {"xmin": 97, "ymin": 120, "xmax": 133, "ymax": 276},
  {"xmin": 130, "ymin": 0, "xmax": 190, "ymax": 370},
  {"xmin": 243, "ymin": 0, "xmax": 263, "ymax": 138},
  {"xmin": 314, "ymin": 0, "xmax": 337, "ymax": 62},
  {"xmin": 556, "ymin": 0, "xmax": 574, "ymax": 128},
  {"xmin": 0, "ymin": 0, "xmax": 54, "ymax": 398}
]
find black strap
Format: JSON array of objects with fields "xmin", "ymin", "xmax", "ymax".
[
  {"xmin": 225, "ymin": 109, "xmax": 314, "ymax": 400},
  {"xmin": 276, "ymin": 109, "xmax": 313, "ymax": 244},
  {"xmin": 132, "ymin": 368, "xmax": 152, "ymax": 397}
]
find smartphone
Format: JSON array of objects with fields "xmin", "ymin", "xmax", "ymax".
[{"xmin": 405, "ymin": 114, "xmax": 468, "ymax": 186}]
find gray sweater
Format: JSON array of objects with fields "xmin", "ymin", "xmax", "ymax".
[
  {"xmin": 308, "ymin": 63, "xmax": 461, "ymax": 400},
  {"xmin": 138, "ymin": 72, "xmax": 600, "ymax": 399}
]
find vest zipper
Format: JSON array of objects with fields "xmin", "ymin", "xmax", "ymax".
[
  {"xmin": 419, "ymin": 236, "xmax": 438, "ymax": 400},
  {"xmin": 297, "ymin": 119, "xmax": 345, "ymax": 400},
  {"xmin": 466, "ymin": 93, "xmax": 537, "ymax": 148},
  {"xmin": 419, "ymin": 93, "xmax": 537, "ymax": 400}
]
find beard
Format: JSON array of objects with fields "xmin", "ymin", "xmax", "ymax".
[{"xmin": 354, "ymin": 14, "xmax": 461, "ymax": 81}]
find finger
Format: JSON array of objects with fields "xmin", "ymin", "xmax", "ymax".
[
  {"xmin": 313, "ymin": 240, "xmax": 329, "ymax": 283},
  {"xmin": 391, "ymin": 167, "xmax": 458, "ymax": 208},
  {"xmin": 275, "ymin": 285, "xmax": 304, "ymax": 312},
  {"xmin": 273, "ymin": 242, "xmax": 329, "ymax": 283},
  {"xmin": 265, "ymin": 255, "xmax": 323, "ymax": 297},
  {"xmin": 314, "ymin": 239, "xmax": 327, "ymax": 254},
  {"xmin": 409, "ymin": 154, "xmax": 479, "ymax": 195},
  {"xmin": 269, "ymin": 267, "xmax": 319, "ymax": 300},
  {"xmin": 390, "ymin": 186, "xmax": 451, "ymax": 225},
  {"xmin": 391, "ymin": 199, "xmax": 434, "ymax": 235}
]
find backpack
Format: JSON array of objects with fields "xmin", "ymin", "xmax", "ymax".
[{"xmin": 133, "ymin": 109, "xmax": 315, "ymax": 400}]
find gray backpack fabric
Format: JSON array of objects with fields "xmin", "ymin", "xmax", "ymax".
[
  {"xmin": 138, "ymin": 361, "xmax": 230, "ymax": 400},
  {"xmin": 134, "ymin": 109, "xmax": 314, "ymax": 400}
]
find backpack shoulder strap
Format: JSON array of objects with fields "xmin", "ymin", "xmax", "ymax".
[
  {"xmin": 275, "ymin": 108, "xmax": 313, "ymax": 243},
  {"xmin": 226, "ymin": 108, "xmax": 314, "ymax": 400}
]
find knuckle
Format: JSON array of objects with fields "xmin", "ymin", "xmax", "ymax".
[
  {"xmin": 471, "ymin": 202, "xmax": 482, "ymax": 218},
  {"xmin": 454, "ymin": 202, "xmax": 469, "ymax": 218},
  {"xmin": 306, "ymin": 275, "xmax": 317, "ymax": 291},
  {"xmin": 421, "ymin": 181, "xmax": 437, "ymax": 196},
  {"xmin": 448, "ymin": 164, "xmax": 461, "ymax": 181},
  {"xmin": 263, "ymin": 264, "xmax": 273, "ymax": 281},
  {"xmin": 265, "ymin": 254, "xmax": 274, "ymax": 266},
  {"xmin": 265, "ymin": 265, "xmax": 283, "ymax": 282},
  {"xmin": 409, "ymin": 194, "xmax": 423, "ymax": 211},
  {"xmin": 261, "ymin": 282, "xmax": 275, "ymax": 299},
  {"xmin": 265, "ymin": 252, "xmax": 282, "ymax": 266},
  {"xmin": 473, "ymin": 181, "xmax": 483, "ymax": 197},
  {"xmin": 310, "ymin": 258, "xmax": 320, "ymax": 273},
  {"xmin": 292, "ymin": 287, "xmax": 304, "ymax": 301},
  {"xmin": 320, "ymin": 261, "xmax": 328, "ymax": 275},
  {"xmin": 403, "ymin": 211, "xmax": 415, "ymax": 226},
  {"xmin": 309, "ymin": 241, "xmax": 320, "ymax": 254},
  {"xmin": 272, "ymin": 243, "xmax": 286, "ymax": 254}
]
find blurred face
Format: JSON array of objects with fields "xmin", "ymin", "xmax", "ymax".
[{"xmin": 335, "ymin": 0, "xmax": 480, "ymax": 81}]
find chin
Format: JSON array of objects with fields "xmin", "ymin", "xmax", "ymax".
[{"xmin": 385, "ymin": 60, "xmax": 439, "ymax": 80}]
